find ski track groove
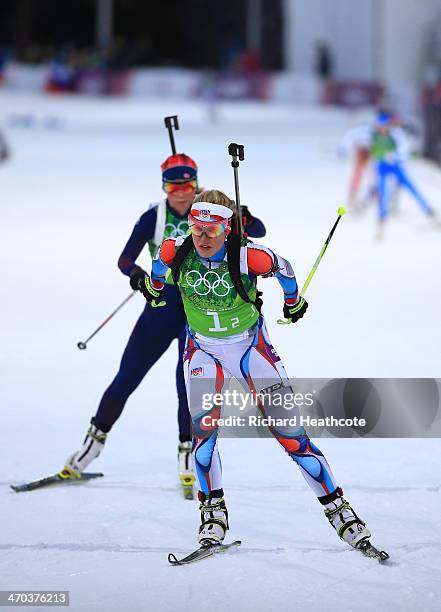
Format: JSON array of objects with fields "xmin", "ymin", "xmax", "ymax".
[
  {"xmin": 2, "ymin": 542, "xmax": 438, "ymax": 556},
  {"xmin": 4, "ymin": 481, "xmax": 439, "ymax": 494}
]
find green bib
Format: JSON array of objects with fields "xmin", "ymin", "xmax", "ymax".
[
  {"xmin": 149, "ymin": 204, "xmax": 189, "ymax": 285},
  {"xmin": 178, "ymin": 247, "xmax": 259, "ymax": 338},
  {"xmin": 370, "ymin": 133, "xmax": 396, "ymax": 161}
]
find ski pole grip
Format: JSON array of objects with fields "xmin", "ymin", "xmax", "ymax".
[
  {"xmin": 164, "ymin": 115, "xmax": 179, "ymax": 131},
  {"xmin": 228, "ymin": 143, "xmax": 245, "ymax": 162}
]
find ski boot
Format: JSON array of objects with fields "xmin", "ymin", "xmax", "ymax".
[
  {"xmin": 322, "ymin": 488, "xmax": 389, "ymax": 561},
  {"xmin": 198, "ymin": 489, "xmax": 229, "ymax": 546},
  {"xmin": 63, "ymin": 418, "xmax": 107, "ymax": 478},
  {"xmin": 321, "ymin": 488, "xmax": 371, "ymax": 548},
  {"xmin": 178, "ymin": 441, "xmax": 196, "ymax": 500}
]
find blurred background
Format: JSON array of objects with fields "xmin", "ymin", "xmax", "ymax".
[{"xmin": 1, "ymin": 0, "xmax": 441, "ymax": 160}]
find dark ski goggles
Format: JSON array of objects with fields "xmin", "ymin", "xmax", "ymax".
[{"xmin": 163, "ymin": 179, "xmax": 198, "ymax": 194}]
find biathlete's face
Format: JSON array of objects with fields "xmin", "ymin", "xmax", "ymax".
[
  {"xmin": 192, "ymin": 230, "xmax": 226, "ymax": 258},
  {"xmin": 189, "ymin": 219, "xmax": 229, "ymax": 258},
  {"xmin": 164, "ymin": 180, "xmax": 197, "ymax": 213}
]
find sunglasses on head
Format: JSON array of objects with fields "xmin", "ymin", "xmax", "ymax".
[{"xmin": 163, "ymin": 179, "xmax": 198, "ymax": 194}]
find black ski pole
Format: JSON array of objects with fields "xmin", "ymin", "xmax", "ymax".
[
  {"xmin": 228, "ymin": 142, "xmax": 245, "ymax": 236},
  {"xmin": 164, "ymin": 115, "xmax": 179, "ymax": 154},
  {"xmin": 78, "ymin": 119, "xmax": 177, "ymax": 352},
  {"xmin": 77, "ymin": 291, "xmax": 136, "ymax": 350}
]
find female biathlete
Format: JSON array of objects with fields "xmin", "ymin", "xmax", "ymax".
[{"xmin": 134, "ymin": 189, "xmax": 384, "ymax": 556}]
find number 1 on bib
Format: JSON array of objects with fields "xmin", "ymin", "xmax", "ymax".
[{"xmin": 207, "ymin": 311, "xmax": 228, "ymax": 333}]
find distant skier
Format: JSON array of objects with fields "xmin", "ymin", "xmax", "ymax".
[
  {"xmin": 134, "ymin": 188, "xmax": 383, "ymax": 556},
  {"xmin": 340, "ymin": 111, "xmax": 438, "ymax": 237},
  {"xmin": 338, "ymin": 110, "xmax": 402, "ymax": 210},
  {"xmin": 63, "ymin": 156, "xmax": 266, "ymax": 498},
  {"xmin": 370, "ymin": 111, "xmax": 438, "ymax": 238}
]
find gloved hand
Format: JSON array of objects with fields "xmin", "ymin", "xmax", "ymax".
[
  {"xmin": 283, "ymin": 297, "xmax": 308, "ymax": 323},
  {"xmin": 130, "ymin": 269, "xmax": 163, "ymax": 304},
  {"xmin": 241, "ymin": 205, "xmax": 256, "ymax": 228},
  {"xmin": 129, "ymin": 268, "xmax": 147, "ymax": 291}
]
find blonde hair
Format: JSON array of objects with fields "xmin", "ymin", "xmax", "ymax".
[
  {"xmin": 193, "ymin": 189, "xmax": 238, "ymax": 231},
  {"xmin": 194, "ymin": 189, "xmax": 235, "ymax": 209}
]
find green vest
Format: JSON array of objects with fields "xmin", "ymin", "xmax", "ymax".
[
  {"xmin": 148, "ymin": 201, "xmax": 189, "ymax": 285},
  {"xmin": 178, "ymin": 246, "xmax": 259, "ymax": 338},
  {"xmin": 370, "ymin": 132, "xmax": 396, "ymax": 161}
]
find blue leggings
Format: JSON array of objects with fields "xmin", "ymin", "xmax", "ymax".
[
  {"xmin": 377, "ymin": 161, "xmax": 433, "ymax": 220},
  {"xmin": 94, "ymin": 284, "xmax": 191, "ymax": 441}
]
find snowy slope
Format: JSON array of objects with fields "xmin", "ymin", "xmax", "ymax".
[{"xmin": 1, "ymin": 92, "xmax": 440, "ymax": 612}]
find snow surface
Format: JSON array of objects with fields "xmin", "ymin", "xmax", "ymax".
[{"xmin": 1, "ymin": 92, "xmax": 441, "ymax": 612}]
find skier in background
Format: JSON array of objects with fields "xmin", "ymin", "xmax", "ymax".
[
  {"xmin": 62, "ymin": 155, "xmax": 266, "ymax": 498},
  {"xmin": 371, "ymin": 111, "xmax": 438, "ymax": 239},
  {"xmin": 338, "ymin": 109, "xmax": 403, "ymax": 210},
  {"xmin": 136, "ymin": 188, "xmax": 381, "ymax": 555},
  {"xmin": 339, "ymin": 110, "xmax": 437, "ymax": 235}
]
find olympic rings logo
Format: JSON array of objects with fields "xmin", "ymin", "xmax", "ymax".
[
  {"xmin": 164, "ymin": 222, "xmax": 188, "ymax": 238},
  {"xmin": 185, "ymin": 269, "xmax": 233, "ymax": 297}
]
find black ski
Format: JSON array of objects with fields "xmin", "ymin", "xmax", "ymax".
[
  {"xmin": 357, "ymin": 540, "xmax": 389, "ymax": 562},
  {"xmin": 168, "ymin": 540, "xmax": 241, "ymax": 565},
  {"xmin": 10, "ymin": 470, "xmax": 104, "ymax": 492}
]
